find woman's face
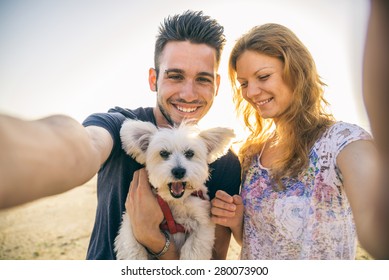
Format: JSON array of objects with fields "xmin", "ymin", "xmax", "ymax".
[{"xmin": 236, "ymin": 50, "xmax": 293, "ymax": 121}]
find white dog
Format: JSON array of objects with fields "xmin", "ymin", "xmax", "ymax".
[{"xmin": 114, "ymin": 119, "xmax": 235, "ymax": 259}]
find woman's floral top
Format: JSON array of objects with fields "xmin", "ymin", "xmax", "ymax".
[{"xmin": 240, "ymin": 122, "xmax": 372, "ymax": 259}]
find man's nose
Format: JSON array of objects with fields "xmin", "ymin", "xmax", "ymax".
[{"xmin": 180, "ymin": 81, "xmax": 198, "ymax": 102}]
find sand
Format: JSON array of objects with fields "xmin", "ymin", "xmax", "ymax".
[
  {"xmin": 0, "ymin": 176, "xmax": 371, "ymax": 260},
  {"xmin": 0, "ymin": 178, "xmax": 97, "ymax": 259}
]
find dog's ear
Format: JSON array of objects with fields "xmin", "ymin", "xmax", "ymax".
[
  {"xmin": 199, "ymin": 127, "xmax": 236, "ymax": 163},
  {"xmin": 120, "ymin": 119, "xmax": 158, "ymax": 164}
]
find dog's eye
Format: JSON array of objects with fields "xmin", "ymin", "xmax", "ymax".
[
  {"xmin": 184, "ymin": 149, "xmax": 194, "ymax": 159},
  {"xmin": 160, "ymin": 150, "xmax": 171, "ymax": 159}
]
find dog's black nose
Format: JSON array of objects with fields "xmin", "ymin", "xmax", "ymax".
[{"xmin": 172, "ymin": 167, "xmax": 186, "ymax": 179}]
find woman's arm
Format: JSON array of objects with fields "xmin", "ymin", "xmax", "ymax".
[
  {"xmin": 337, "ymin": 139, "xmax": 388, "ymax": 259},
  {"xmin": 361, "ymin": 0, "xmax": 389, "ymax": 259}
]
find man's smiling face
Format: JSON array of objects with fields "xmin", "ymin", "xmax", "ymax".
[{"xmin": 150, "ymin": 41, "xmax": 220, "ymax": 127}]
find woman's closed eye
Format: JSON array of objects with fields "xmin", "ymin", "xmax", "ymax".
[
  {"xmin": 238, "ymin": 80, "xmax": 248, "ymax": 88},
  {"xmin": 258, "ymin": 74, "xmax": 270, "ymax": 81}
]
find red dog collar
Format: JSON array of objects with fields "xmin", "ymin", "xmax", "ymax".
[{"xmin": 157, "ymin": 191, "xmax": 206, "ymax": 234}]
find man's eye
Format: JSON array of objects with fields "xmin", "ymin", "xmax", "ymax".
[
  {"xmin": 197, "ymin": 77, "xmax": 212, "ymax": 83},
  {"xmin": 168, "ymin": 74, "xmax": 184, "ymax": 80},
  {"xmin": 160, "ymin": 150, "xmax": 171, "ymax": 159},
  {"xmin": 184, "ymin": 149, "xmax": 194, "ymax": 159}
]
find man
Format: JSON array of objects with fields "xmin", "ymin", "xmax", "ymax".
[{"xmin": 0, "ymin": 11, "xmax": 241, "ymax": 260}]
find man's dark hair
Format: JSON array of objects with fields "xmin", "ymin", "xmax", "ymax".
[{"xmin": 154, "ymin": 10, "xmax": 226, "ymax": 75}]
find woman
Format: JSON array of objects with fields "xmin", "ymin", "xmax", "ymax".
[{"xmin": 211, "ymin": 23, "xmax": 378, "ymax": 259}]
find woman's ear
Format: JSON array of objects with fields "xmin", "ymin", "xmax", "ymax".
[{"xmin": 148, "ymin": 68, "xmax": 157, "ymax": 92}]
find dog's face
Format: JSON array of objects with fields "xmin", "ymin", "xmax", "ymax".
[{"xmin": 120, "ymin": 120, "xmax": 235, "ymax": 202}]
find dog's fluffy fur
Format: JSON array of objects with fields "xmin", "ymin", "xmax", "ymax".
[{"xmin": 114, "ymin": 119, "xmax": 235, "ymax": 259}]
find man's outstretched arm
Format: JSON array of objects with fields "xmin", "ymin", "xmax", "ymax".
[{"xmin": 0, "ymin": 114, "xmax": 112, "ymax": 209}]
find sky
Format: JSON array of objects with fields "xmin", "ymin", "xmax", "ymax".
[{"xmin": 0, "ymin": 0, "xmax": 371, "ymax": 137}]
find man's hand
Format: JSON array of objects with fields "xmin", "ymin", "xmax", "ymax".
[
  {"xmin": 126, "ymin": 168, "xmax": 163, "ymax": 248},
  {"xmin": 125, "ymin": 168, "xmax": 178, "ymax": 259}
]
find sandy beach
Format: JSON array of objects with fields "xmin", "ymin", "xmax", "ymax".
[
  {"xmin": 0, "ymin": 176, "xmax": 241, "ymax": 260},
  {"xmin": 0, "ymin": 176, "xmax": 371, "ymax": 260}
]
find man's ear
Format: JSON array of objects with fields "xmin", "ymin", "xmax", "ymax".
[
  {"xmin": 214, "ymin": 73, "xmax": 220, "ymax": 97},
  {"xmin": 120, "ymin": 119, "xmax": 158, "ymax": 164},
  {"xmin": 149, "ymin": 68, "xmax": 157, "ymax": 92}
]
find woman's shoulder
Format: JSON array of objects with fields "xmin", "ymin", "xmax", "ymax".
[
  {"xmin": 322, "ymin": 121, "xmax": 372, "ymax": 141},
  {"xmin": 316, "ymin": 121, "xmax": 372, "ymax": 156}
]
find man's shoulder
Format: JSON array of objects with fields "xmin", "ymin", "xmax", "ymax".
[
  {"xmin": 210, "ymin": 149, "xmax": 240, "ymax": 170},
  {"xmin": 82, "ymin": 107, "xmax": 156, "ymax": 147},
  {"xmin": 207, "ymin": 149, "xmax": 241, "ymax": 197},
  {"xmin": 108, "ymin": 106, "xmax": 155, "ymax": 122},
  {"xmin": 83, "ymin": 107, "xmax": 155, "ymax": 125}
]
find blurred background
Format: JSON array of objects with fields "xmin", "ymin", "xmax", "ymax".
[
  {"xmin": 0, "ymin": 0, "xmax": 373, "ymax": 260},
  {"xmin": 0, "ymin": 0, "xmax": 370, "ymax": 139}
]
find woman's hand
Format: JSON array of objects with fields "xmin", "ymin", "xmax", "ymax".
[{"xmin": 211, "ymin": 190, "xmax": 244, "ymax": 245}]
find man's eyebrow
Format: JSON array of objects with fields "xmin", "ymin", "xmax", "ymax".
[{"xmin": 164, "ymin": 69, "xmax": 184, "ymax": 75}]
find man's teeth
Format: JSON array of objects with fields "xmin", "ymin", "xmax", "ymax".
[
  {"xmin": 177, "ymin": 106, "xmax": 197, "ymax": 113},
  {"xmin": 258, "ymin": 98, "xmax": 273, "ymax": 106}
]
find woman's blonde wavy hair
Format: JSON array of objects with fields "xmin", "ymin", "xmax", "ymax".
[{"xmin": 229, "ymin": 23, "xmax": 334, "ymax": 190}]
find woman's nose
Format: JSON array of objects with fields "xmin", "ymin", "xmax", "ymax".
[{"xmin": 246, "ymin": 83, "xmax": 261, "ymax": 99}]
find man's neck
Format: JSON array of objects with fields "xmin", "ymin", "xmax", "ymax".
[{"xmin": 153, "ymin": 107, "xmax": 173, "ymax": 128}]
